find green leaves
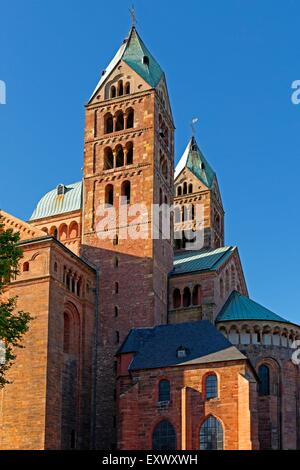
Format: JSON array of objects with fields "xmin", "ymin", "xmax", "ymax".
[{"xmin": 0, "ymin": 216, "xmax": 32, "ymax": 387}]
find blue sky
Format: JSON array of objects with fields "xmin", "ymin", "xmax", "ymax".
[{"xmin": 0, "ymin": 0, "xmax": 300, "ymax": 322}]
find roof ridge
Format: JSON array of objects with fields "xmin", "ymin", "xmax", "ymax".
[{"xmin": 211, "ymin": 246, "xmax": 234, "ymax": 269}]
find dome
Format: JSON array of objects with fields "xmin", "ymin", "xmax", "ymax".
[{"xmin": 30, "ymin": 181, "xmax": 82, "ymax": 221}]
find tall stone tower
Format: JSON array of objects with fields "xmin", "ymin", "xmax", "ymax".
[
  {"xmin": 82, "ymin": 26, "xmax": 174, "ymax": 448},
  {"xmin": 174, "ymin": 136, "xmax": 224, "ymax": 250}
]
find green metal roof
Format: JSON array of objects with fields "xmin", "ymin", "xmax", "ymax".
[
  {"xmin": 216, "ymin": 291, "xmax": 290, "ymax": 324},
  {"xmin": 122, "ymin": 27, "xmax": 164, "ymax": 88},
  {"xmin": 30, "ymin": 182, "xmax": 82, "ymax": 221},
  {"xmin": 89, "ymin": 27, "xmax": 164, "ymax": 101},
  {"xmin": 172, "ymin": 246, "xmax": 236, "ymax": 276},
  {"xmin": 175, "ymin": 136, "xmax": 216, "ymax": 189}
]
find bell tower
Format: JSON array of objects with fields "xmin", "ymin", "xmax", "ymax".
[
  {"xmin": 81, "ymin": 27, "xmax": 174, "ymax": 448},
  {"xmin": 174, "ymin": 136, "xmax": 224, "ymax": 250}
]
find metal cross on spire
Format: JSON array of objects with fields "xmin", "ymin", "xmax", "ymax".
[
  {"xmin": 190, "ymin": 117, "xmax": 198, "ymax": 136},
  {"xmin": 129, "ymin": 4, "xmax": 137, "ymax": 27}
]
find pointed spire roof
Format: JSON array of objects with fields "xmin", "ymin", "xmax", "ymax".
[
  {"xmin": 174, "ymin": 136, "xmax": 216, "ymax": 189},
  {"xmin": 89, "ymin": 27, "xmax": 164, "ymax": 102}
]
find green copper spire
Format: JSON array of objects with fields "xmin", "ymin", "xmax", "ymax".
[{"xmin": 175, "ymin": 136, "xmax": 216, "ymax": 189}]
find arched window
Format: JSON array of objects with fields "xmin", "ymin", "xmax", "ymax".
[
  {"xmin": 115, "ymin": 112, "xmax": 124, "ymax": 131},
  {"xmin": 215, "ymin": 236, "xmax": 221, "ymax": 248},
  {"xmin": 258, "ymin": 364, "xmax": 270, "ymax": 396},
  {"xmin": 114, "ymin": 306, "xmax": 119, "ymax": 317},
  {"xmin": 114, "ymin": 257, "xmax": 119, "ymax": 268},
  {"xmin": 188, "ymin": 183, "xmax": 193, "ymax": 194},
  {"xmin": 205, "ymin": 374, "xmax": 218, "ymax": 400},
  {"xmin": 63, "ymin": 312, "xmax": 71, "ymax": 353},
  {"xmin": 69, "ymin": 222, "xmax": 79, "ymax": 239},
  {"xmin": 158, "ymin": 379, "xmax": 170, "ymax": 402},
  {"xmin": 23, "ymin": 261, "xmax": 29, "ymax": 272},
  {"xmin": 118, "ymin": 80, "xmax": 124, "ymax": 96},
  {"xmin": 104, "ymin": 147, "xmax": 114, "ymax": 169},
  {"xmin": 192, "ymin": 285, "xmax": 202, "ymax": 305},
  {"xmin": 181, "ymin": 206, "xmax": 186, "ymax": 222},
  {"xmin": 159, "ymin": 188, "xmax": 163, "ymax": 206},
  {"xmin": 105, "ymin": 184, "xmax": 114, "ymax": 206},
  {"xmin": 183, "ymin": 287, "xmax": 191, "ymax": 307},
  {"xmin": 152, "ymin": 420, "xmax": 176, "ymax": 450},
  {"xmin": 183, "ymin": 182, "xmax": 187, "ymax": 195},
  {"xmin": 115, "ymin": 282, "xmax": 119, "ymax": 294},
  {"xmin": 189, "ymin": 204, "xmax": 195, "ymax": 221},
  {"xmin": 199, "ymin": 416, "xmax": 224, "ymax": 450},
  {"xmin": 121, "ymin": 181, "xmax": 131, "ymax": 204},
  {"xmin": 66, "ymin": 273, "xmax": 71, "ymax": 290},
  {"xmin": 115, "ymin": 145, "xmax": 124, "ymax": 167},
  {"xmin": 126, "ymin": 142, "xmax": 133, "ymax": 165},
  {"xmin": 126, "ymin": 108, "xmax": 134, "ymax": 129},
  {"xmin": 77, "ymin": 278, "xmax": 81, "ymax": 297},
  {"xmin": 115, "ymin": 330, "xmax": 120, "ymax": 344},
  {"xmin": 173, "ymin": 288, "xmax": 181, "ymax": 309},
  {"xmin": 125, "ymin": 82, "xmax": 130, "ymax": 94},
  {"xmin": 143, "ymin": 55, "xmax": 150, "ymax": 66},
  {"xmin": 110, "ymin": 86, "xmax": 116, "ymax": 98},
  {"xmin": 104, "ymin": 113, "xmax": 113, "ymax": 134},
  {"xmin": 161, "ymin": 159, "xmax": 168, "ymax": 179},
  {"xmin": 113, "ymin": 234, "xmax": 119, "ymax": 246},
  {"xmin": 177, "ymin": 186, "xmax": 182, "ymax": 196},
  {"xmin": 174, "ymin": 206, "xmax": 181, "ymax": 223},
  {"xmin": 54, "ymin": 262, "xmax": 58, "ymax": 272},
  {"xmin": 50, "ymin": 226, "xmax": 58, "ymax": 239},
  {"xmin": 59, "ymin": 224, "xmax": 68, "ymax": 241}
]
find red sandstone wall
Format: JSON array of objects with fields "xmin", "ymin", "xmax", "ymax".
[
  {"xmin": 0, "ymin": 245, "xmax": 51, "ymax": 450},
  {"xmin": 0, "ymin": 239, "xmax": 96, "ymax": 450},
  {"xmin": 82, "ymin": 67, "xmax": 174, "ymax": 448},
  {"xmin": 117, "ymin": 361, "xmax": 258, "ymax": 450}
]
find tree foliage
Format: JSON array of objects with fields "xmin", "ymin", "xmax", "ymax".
[{"xmin": 0, "ymin": 215, "xmax": 32, "ymax": 388}]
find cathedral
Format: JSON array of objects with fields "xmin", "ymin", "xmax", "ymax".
[{"xmin": 0, "ymin": 26, "xmax": 300, "ymax": 451}]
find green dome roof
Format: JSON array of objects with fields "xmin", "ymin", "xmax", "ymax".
[
  {"xmin": 30, "ymin": 182, "xmax": 82, "ymax": 221},
  {"xmin": 216, "ymin": 291, "xmax": 290, "ymax": 324}
]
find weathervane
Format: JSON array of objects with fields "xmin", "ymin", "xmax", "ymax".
[
  {"xmin": 190, "ymin": 117, "xmax": 198, "ymax": 136},
  {"xmin": 129, "ymin": 5, "xmax": 137, "ymax": 27}
]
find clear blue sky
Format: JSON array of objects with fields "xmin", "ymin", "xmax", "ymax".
[{"xmin": 1, "ymin": 0, "xmax": 299, "ymax": 322}]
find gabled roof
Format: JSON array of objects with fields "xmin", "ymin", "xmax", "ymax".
[
  {"xmin": 118, "ymin": 320, "xmax": 247, "ymax": 371},
  {"xmin": 216, "ymin": 291, "xmax": 291, "ymax": 324},
  {"xmin": 175, "ymin": 136, "xmax": 216, "ymax": 188},
  {"xmin": 89, "ymin": 27, "xmax": 164, "ymax": 102},
  {"xmin": 171, "ymin": 246, "xmax": 236, "ymax": 276},
  {"xmin": 30, "ymin": 182, "xmax": 82, "ymax": 221}
]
